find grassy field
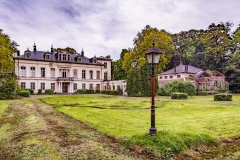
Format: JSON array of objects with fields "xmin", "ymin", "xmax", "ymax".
[
  {"xmin": 0, "ymin": 101, "xmax": 10, "ymax": 117},
  {"xmin": 42, "ymin": 95, "xmax": 240, "ymax": 156}
]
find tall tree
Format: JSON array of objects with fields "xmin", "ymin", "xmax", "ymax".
[
  {"xmin": 0, "ymin": 29, "xmax": 18, "ymax": 73},
  {"xmin": 123, "ymin": 25, "xmax": 175, "ymax": 96},
  {"xmin": 112, "ymin": 49, "xmax": 127, "ymax": 80}
]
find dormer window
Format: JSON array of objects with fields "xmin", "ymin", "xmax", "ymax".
[
  {"xmin": 77, "ymin": 57, "xmax": 82, "ymax": 62},
  {"xmin": 68, "ymin": 55, "xmax": 70, "ymax": 61},
  {"xmin": 45, "ymin": 54, "xmax": 50, "ymax": 59},
  {"xmin": 24, "ymin": 49, "xmax": 31, "ymax": 58},
  {"xmin": 26, "ymin": 53, "xmax": 30, "ymax": 58},
  {"xmin": 63, "ymin": 54, "xmax": 66, "ymax": 60},
  {"xmin": 59, "ymin": 54, "xmax": 62, "ymax": 60}
]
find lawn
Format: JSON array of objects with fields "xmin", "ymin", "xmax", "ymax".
[
  {"xmin": 0, "ymin": 102, "xmax": 10, "ymax": 117},
  {"xmin": 42, "ymin": 95, "xmax": 240, "ymax": 156}
]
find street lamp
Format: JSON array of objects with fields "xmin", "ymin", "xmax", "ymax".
[{"xmin": 145, "ymin": 42, "xmax": 162, "ymax": 135}]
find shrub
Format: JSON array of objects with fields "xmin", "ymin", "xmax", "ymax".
[
  {"xmin": 171, "ymin": 92, "xmax": 188, "ymax": 99},
  {"xmin": 38, "ymin": 89, "xmax": 42, "ymax": 94},
  {"xmin": 45, "ymin": 89, "xmax": 54, "ymax": 95},
  {"xmin": 0, "ymin": 93, "xmax": 6, "ymax": 100},
  {"xmin": 24, "ymin": 88, "xmax": 34, "ymax": 94},
  {"xmin": 214, "ymin": 93, "xmax": 232, "ymax": 101},
  {"xmin": 86, "ymin": 89, "xmax": 94, "ymax": 94},
  {"xmin": 158, "ymin": 80, "xmax": 196, "ymax": 96},
  {"xmin": 102, "ymin": 90, "xmax": 119, "ymax": 95},
  {"xmin": 18, "ymin": 91, "xmax": 30, "ymax": 97},
  {"xmin": 95, "ymin": 90, "xmax": 101, "ymax": 93},
  {"xmin": 197, "ymin": 90, "xmax": 208, "ymax": 96},
  {"xmin": 77, "ymin": 89, "xmax": 87, "ymax": 94}
]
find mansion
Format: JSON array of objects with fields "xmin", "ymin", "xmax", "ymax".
[
  {"xmin": 13, "ymin": 44, "xmax": 126, "ymax": 94},
  {"xmin": 158, "ymin": 62, "xmax": 229, "ymax": 91}
]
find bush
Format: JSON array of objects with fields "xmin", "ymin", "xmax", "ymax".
[
  {"xmin": 158, "ymin": 80, "xmax": 196, "ymax": 96},
  {"xmin": 214, "ymin": 93, "xmax": 232, "ymax": 101},
  {"xmin": 171, "ymin": 92, "xmax": 188, "ymax": 99},
  {"xmin": 18, "ymin": 91, "xmax": 30, "ymax": 97},
  {"xmin": 24, "ymin": 88, "xmax": 34, "ymax": 94},
  {"xmin": 45, "ymin": 89, "xmax": 54, "ymax": 95},
  {"xmin": 77, "ymin": 89, "xmax": 87, "ymax": 94},
  {"xmin": 0, "ymin": 93, "xmax": 6, "ymax": 100},
  {"xmin": 197, "ymin": 90, "xmax": 208, "ymax": 96},
  {"xmin": 95, "ymin": 90, "xmax": 101, "ymax": 93},
  {"xmin": 86, "ymin": 89, "xmax": 95, "ymax": 94},
  {"xmin": 102, "ymin": 90, "xmax": 119, "ymax": 95},
  {"xmin": 38, "ymin": 89, "xmax": 42, "ymax": 94}
]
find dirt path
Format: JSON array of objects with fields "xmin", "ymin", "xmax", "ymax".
[{"xmin": 0, "ymin": 98, "xmax": 146, "ymax": 160}]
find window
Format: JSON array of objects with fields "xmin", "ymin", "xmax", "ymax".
[
  {"xmin": 78, "ymin": 57, "xmax": 81, "ymax": 62},
  {"xmin": 104, "ymin": 62, "xmax": 107, "ymax": 68},
  {"xmin": 89, "ymin": 70, "xmax": 93, "ymax": 79},
  {"xmin": 113, "ymin": 85, "xmax": 115, "ymax": 90},
  {"xmin": 68, "ymin": 55, "xmax": 70, "ymax": 61},
  {"xmin": 177, "ymin": 75, "xmax": 181, "ymax": 78},
  {"xmin": 164, "ymin": 76, "xmax": 167, "ymax": 79},
  {"xmin": 30, "ymin": 67, "xmax": 35, "ymax": 77},
  {"xmin": 20, "ymin": 66, "xmax": 26, "ymax": 77},
  {"xmin": 63, "ymin": 54, "xmax": 66, "ymax": 60},
  {"xmin": 62, "ymin": 69, "xmax": 67, "ymax": 78},
  {"xmin": 73, "ymin": 69, "xmax": 78, "ymax": 78},
  {"xmin": 21, "ymin": 82, "xmax": 26, "ymax": 89},
  {"xmin": 82, "ymin": 83, "xmax": 86, "ymax": 89},
  {"xmin": 89, "ymin": 84, "xmax": 93, "ymax": 90},
  {"xmin": 82, "ymin": 70, "xmax": 86, "ymax": 79},
  {"xmin": 41, "ymin": 68, "xmax": 45, "ymax": 77},
  {"xmin": 30, "ymin": 82, "xmax": 35, "ymax": 90},
  {"xmin": 45, "ymin": 54, "xmax": 50, "ymax": 59},
  {"xmin": 73, "ymin": 83, "xmax": 77, "ymax": 90},
  {"xmin": 170, "ymin": 76, "xmax": 173, "ymax": 79},
  {"xmin": 41, "ymin": 83, "xmax": 45, "ymax": 90},
  {"xmin": 159, "ymin": 76, "xmax": 162, "ymax": 79},
  {"xmin": 97, "ymin": 71, "xmax": 100, "ymax": 79},
  {"xmin": 104, "ymin": 72, "xmax": 107, "ymax": 80},
  {"xmin": 96, "ymin": 84, "xmax": 100, "ymax": 91},
  {"xmin": 51, "ymin": 83, "xmax": 55, "ymax": 90},
  {"xmin": 59, "ymin": 54, "xmax": 61, "ymax": 60},
  {"xmin": 51, "ymin": 68, "xmax": 55, "ymax": 78}
]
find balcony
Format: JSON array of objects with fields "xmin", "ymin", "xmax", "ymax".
[{"xmin": 57, "ymin": 77, "xmax": 74, "ymax": 81}]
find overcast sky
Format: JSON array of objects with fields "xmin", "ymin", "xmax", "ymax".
[{"xmin": 0, "ymin": 0, "xmax": 239, "ymax": 60}]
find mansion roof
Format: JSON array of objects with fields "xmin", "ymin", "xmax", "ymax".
[{"xmin": 160, "ymin": 63, "xmax": 203, "ymax": 75}]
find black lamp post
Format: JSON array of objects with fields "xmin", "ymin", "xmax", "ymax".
[{"xmin": 145, "ymin": 43, "xmax": 162, "ymax": 135}]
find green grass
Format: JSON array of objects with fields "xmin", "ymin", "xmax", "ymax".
[
  {"xmin": 42, "ymin": 95, "xmax": 240, "ymax": 155},
  {"xmin": 0, "ymin": 102, "xmax": 10, "ymax": 117}
]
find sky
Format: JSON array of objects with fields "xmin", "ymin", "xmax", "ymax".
[{"xmin": 0, "ymin": 0, "xmax": 239, "ymax": 60}]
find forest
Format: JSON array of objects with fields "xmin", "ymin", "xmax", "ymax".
[{"xmin": 112, "ymin": 22, "xmax": 240, "ymax": 95}]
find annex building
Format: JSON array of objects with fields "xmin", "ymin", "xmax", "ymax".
[
  {"xmin": 158, "ymin": 62, "xmax": 229, "ymax": 91},
  {"xmin": 13, "ymin": 44, "xmax": 126, "ymax": 94}
]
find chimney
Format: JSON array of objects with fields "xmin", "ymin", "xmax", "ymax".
[
  {"xmin": 185, "ymin": 65, "xmax": 188, "ymax": 72},
  {"xmin": 33, "ymin": 43, "xmax": 36, "ymax": 51},
  {"xmin": 51, "ymin": 44, "xmax": 54, "ymax": 52},
  {"xmin": 81, "ymin": 49, "xmax": 84, "ymax": 57},
  {"xmin": 106, "ymin": 55, "xmax": 111, "ymax": 59}
]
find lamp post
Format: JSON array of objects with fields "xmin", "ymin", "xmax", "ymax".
[{"xmin": 145, "ymin": 43, "xmax": 162, "ymax": 135}]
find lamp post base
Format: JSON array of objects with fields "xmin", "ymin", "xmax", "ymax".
[{"xmin": 149, "ymin": 127, "xmax": 157, "ymax": 135}]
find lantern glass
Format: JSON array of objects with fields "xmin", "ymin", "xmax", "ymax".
[{"xmin": 146, "ymin": 52, "xmax": 161, "ymax": 64}]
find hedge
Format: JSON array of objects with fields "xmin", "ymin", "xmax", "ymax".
[
  {"xmin": 77, "ymin": 89, "xmax": 87, "ymax": 94},
  {"xmin": 45, "ymin": 89, "xmax": 54, "ymax": 95},
  {"xmin": 171, "ymin": 92, "xmax": 188, "ymax": 99},
  {"xmin": 86, "ymin": 89, "xmax": 95, "ymax": 94},
  {"xmin": 18, "ymin": 91, "xmax": 30, "ymax": 97},
  {"xmin": 102, "ymin": 90, "xmax": 119, "ymax": 95},
  {"xmin": 214, "ymin": 93, "xmax": 232, "ymax": 101},
  {"xmin": 197, "ymin": 90, "xmax": 208, "ymax": 96},
  {"xmin": 38, "ymin": 89, "xmax": 42, "ymax": 94}
]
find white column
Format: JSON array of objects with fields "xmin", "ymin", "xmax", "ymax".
[{"xmin": 60, "ymin": 82, "xmax": 62, "ymax": 93}]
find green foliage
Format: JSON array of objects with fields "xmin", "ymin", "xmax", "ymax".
[
  {"xmin": 38, "ymin": 89, "xmax": 42, "ymax": 94},
  {"xmin": 126, "ymin": 63, "xmax": 158, "ymax": 97},
  {"xmin": 214, "ymin": 93, "xmax": 232, "ymax": 101},
  {"xmin": 0, "ymin": 76, "xmax": 18, "ymax": 100},
  {"xmin": 117, "ymin": 86, "xmax": 123, "ymax": 95},
  {"xmin": 18, "ymin": 91, "xmax": 30, "ymax": 97},
  {"xmin": 22, "ymin": 88, "xmax": 33, "ymax": 95},
  {"xmin": 86, "ymin": 89, "xmax": 94, "ymax": 94},
  {"xmin": 77, "ymin": 89, "xmax": 87, "ymax": 94},
  {"xmin": 101, "ymin": 90, "xmax": 118, "ymax": 95},
  {"xmin": 171, "ymin": 92, "xmax": 188, "ymax": 99},
  {"xmin": 197, "ymin": 90, "xmax": 208, "ymax": 96},
  {"xmin": 158, "ymin": 80, "xmax": 196, "ymax": 96},
  {"xmin": 112, "ymin": 49, "xmax": 127, "ymax": 80},
  {"xmin": 44, "ymin": 89, "xmax": 54, "ymax": 95}
]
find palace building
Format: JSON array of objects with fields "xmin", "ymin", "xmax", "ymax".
[{"xmin": 13, "ymin": 44, "xmax": 126, "ymax": 94}]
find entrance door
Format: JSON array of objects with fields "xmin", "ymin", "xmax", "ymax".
[{"xmin": 62, "ymin": 83, "xmax": 68, "ymax": 93}]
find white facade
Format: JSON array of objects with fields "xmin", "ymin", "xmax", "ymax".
[
  {"xmin": 14, "ymin": 46, "xmax": 112, "ymax": 94},
  {"xmin": 102, "ymin": 80, "xmax": 127, "ymax": 96}
]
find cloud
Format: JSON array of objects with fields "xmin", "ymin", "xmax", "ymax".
[{"xmin": 0, "ymin": 0, "xmax": 240, "ymax": 60}]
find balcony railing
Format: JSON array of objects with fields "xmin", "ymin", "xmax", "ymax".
[{"xmin": 57, "ymin": 77, "xmax": 74, "ymax": 81}]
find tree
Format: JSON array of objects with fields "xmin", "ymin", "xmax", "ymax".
[
  {"xmin": 111, "ymin": 49, "xmax": 127, "ymax": 80},
  {"xmin": 123, "ymin": 25, "xmax": 175, "ymax": 96},
  {"xmin": 0, "ymin": 29, "xmax": 18, "ymax": 73}
]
